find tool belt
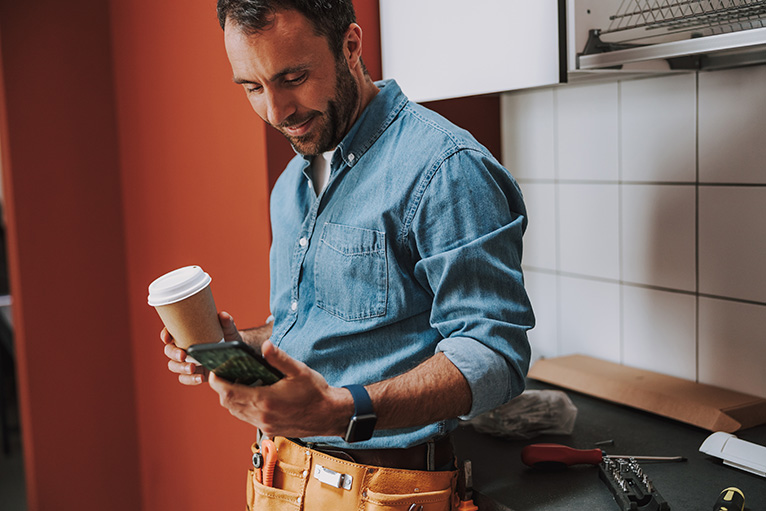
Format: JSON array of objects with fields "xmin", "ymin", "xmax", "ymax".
[{"xmin": 247, "ymin": 437, "xmax": 459, "ymax": 511}]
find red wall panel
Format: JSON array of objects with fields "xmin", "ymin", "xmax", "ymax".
[
  {"xmin": 109, "ymin": 1, "xmax": 272, "ymax": 509},
  {"xmin": 0, "ymin": 1, "xmax": 141, "ymax": 508},
  {"xmin": 424, "ymin": 95, "xmax": 503, "ymax": 160}
]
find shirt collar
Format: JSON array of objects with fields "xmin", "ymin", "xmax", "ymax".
[
  {"xmin": 297, "ymin": 79, "xmax": 409, "ymax": 170},
  {"xmin": 336, "ymin": 79, "xmax": 408, "ymax": 168}
]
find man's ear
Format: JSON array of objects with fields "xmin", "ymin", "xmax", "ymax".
[{"xmin": 343, "ymin": 23, "xmax": 364, "ymax": 69}]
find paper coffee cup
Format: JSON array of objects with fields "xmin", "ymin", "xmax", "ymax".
[{"xmin": 147, "ymin": 265, "xmax": 224, "ymax": 350}]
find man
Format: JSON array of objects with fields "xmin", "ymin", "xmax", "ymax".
[{"xmin": 162, "ymin": 0, "xmax": 534, "ymax": 508}]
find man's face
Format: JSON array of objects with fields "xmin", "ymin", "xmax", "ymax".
[{"xmin": 224, "ymin": 10, "xmax": 359, "ymax": 156}]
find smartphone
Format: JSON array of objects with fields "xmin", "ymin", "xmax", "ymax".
[{"xmin": 186, "ymin": 340, "xmax": 283, "ymax": 386}]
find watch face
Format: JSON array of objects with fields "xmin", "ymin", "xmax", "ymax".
[{"xmin": 345, "ymin": 413, "xmax": 377, "ymax": 443}]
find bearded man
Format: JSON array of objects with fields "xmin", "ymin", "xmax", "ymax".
[{"xmin": 161, "ymin": 1, "xmax": 534, "ymax": 509}]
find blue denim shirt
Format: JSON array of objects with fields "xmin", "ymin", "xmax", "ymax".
[{"xmin": 269, "ymin": 80, "xmax": 534, "ymax": 449}]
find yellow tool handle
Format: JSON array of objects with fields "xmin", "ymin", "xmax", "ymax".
[{"xmin": 713, "ymin": 487, "xmax": 745, "ymax": 511}]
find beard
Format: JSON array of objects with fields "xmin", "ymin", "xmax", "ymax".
[{"xmin": 274, "ymin": 58, "xmax": 360, "ymax": 156}]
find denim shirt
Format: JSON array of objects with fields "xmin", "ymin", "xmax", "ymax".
[{"xmin": 269, "ymin": 80, "xmax": 534, "ymax": 449}]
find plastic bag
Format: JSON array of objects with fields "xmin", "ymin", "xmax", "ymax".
[{"xmin": 464, "ymin": 389, "xmax": 578, "ymax": 440}]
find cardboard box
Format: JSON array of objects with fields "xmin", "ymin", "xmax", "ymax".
[{"xmin": 528, "ymin": 355, "xmax": 766, "ymax": 432}]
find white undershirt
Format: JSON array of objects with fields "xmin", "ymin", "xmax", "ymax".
[{"xmin": 311, "ymin": 149, "xmax": 335, "ymax": 195}]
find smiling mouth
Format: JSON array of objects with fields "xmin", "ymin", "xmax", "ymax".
[{"xmin": 281, "ymin": 116, "xmax": 314, "ymax": 138}]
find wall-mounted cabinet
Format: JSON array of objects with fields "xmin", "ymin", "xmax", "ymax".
[
  {"xmin": 379, "ymin": 0, "xmax": 566, "ymax": 102},
  {"xmin": 380, "ymin": 0, "xmax": 766, "ymax": 100}
]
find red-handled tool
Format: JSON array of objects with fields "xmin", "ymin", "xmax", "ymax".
[
  {"xmin": 521, "ymin": 443, "xmax": 686, "ymax": 470},
  {"xmin": 261, "ymin": 438, "xmax": 278, "ymax": 487}
]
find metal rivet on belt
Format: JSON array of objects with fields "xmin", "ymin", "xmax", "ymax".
[{"xmin": 302, "ymin": 470, "xmax": 308, "ymax": 477}]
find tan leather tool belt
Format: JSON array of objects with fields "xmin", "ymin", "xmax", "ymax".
[{"xmin": 247, "ymin": 437, "xmax": 459, "ymax": 511}]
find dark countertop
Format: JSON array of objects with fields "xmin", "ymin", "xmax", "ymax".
[{"xmin": 453, "ymin": 379, "xmax": 766, "ymax": 511}]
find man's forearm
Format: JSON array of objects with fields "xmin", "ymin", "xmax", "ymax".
[
  {"xmin": 210, "ymin": 332, "xmax": 472, "ymax": 438},
  {"xmin": 367, "ymin": 352, "xmax": 472, "ymax": 430},
  {"xmin": 240, "ymin": 322, "xmax": 273, "ymax": 351}
]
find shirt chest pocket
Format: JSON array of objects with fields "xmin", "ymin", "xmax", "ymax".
[{"xmin": 315, "ymin": 223, "xmax": 388, "ymax": 321}]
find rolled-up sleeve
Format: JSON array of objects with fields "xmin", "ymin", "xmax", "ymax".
[{"xmin": 411, "ymin": 148, "xmax": 535, "ymax": 419}]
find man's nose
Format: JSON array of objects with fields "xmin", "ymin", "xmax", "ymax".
[{"xmin": 263, "ymin": 89, "xmax": 296, "ymax": 127}]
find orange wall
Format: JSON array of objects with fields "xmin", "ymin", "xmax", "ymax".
[
  {"xmin": 0, "ymin": 1, "xmax": 141, "ymax": 508},
  {"xmin": 109, "ymin": 0, "xmax": 273, "ymax": 509},
  {"xmin": 0, "ymin": 0, "xmax": 273, "ymax": 508}
]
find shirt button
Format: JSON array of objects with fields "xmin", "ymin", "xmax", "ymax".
[
  {"xmin": 291, "ymin": 301, "xmax": 298, "ymax": 311},
  {"xmin": 348, "ymin": 153, "xmax": 355, "ymax": 162},
  {"xmin": 299, "ymin": 237, "xmax": 308, "ymax": 247}
]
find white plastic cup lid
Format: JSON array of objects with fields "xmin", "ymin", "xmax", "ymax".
[{"xmin": 147, "ymin": 265, "xmax": 212, "ymax": 306}]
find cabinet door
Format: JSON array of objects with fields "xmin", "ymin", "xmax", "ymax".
[{"xmin": 380, "ymin": 0, "xmax": 565, "ymax": 102}]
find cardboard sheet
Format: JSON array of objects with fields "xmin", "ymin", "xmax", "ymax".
[{"xmin": 528, "ymin": 355, "xmax": 766, "ymax": 432}]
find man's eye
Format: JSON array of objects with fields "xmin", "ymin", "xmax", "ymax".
[
  {"xmin": 245, "ymin": 85, "xmax": 262, "ymax": 94},
  {"xmin": 285, "ymin": 74, "xmax": 306, "ymax": 86}
]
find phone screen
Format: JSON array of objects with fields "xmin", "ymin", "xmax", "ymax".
[{"xmin": 187, "ymin": 341, "xmax": 283, "ymax": 386}]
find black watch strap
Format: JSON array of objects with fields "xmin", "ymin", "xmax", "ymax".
[{"xmin": 343, "ymin": 384, "xmax": 377, "ymax": 443}]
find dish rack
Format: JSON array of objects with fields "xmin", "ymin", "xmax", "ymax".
[
  {"xmin": 604, "ymin": 0, "xmax": 766, "ymax": 40},
  {"xmin": 577, "ymin": 0, "xmax": 766, "ymax": 70}
]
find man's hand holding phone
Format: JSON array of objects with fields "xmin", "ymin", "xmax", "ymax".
[
  {"xmin": 160, "ymin": 311, "xmax": 350, "ymax": 438},
  {"xmin": 207, "ymin": 340, "xmax": 351, "ymax": 438},
  {"xmin": 161, "ymin": 310, "xmax": 242, "ymax": 385}
]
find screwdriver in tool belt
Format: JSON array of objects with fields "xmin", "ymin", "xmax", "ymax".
[{"xmin": 521, "ymin": 443, "xmax": 686, "ymax": 470}]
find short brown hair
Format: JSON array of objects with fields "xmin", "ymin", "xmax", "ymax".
[{"xmin": 217, "ymin": 0, "xmax": 357, "ymax": 58}]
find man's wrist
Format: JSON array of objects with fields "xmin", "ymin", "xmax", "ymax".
[
  {"xmin": 329, "ymin": 386, "xmax": 356, "ymax": 437},
  {"xmin": 239, "ymin": 323, "xmax": 273, "ymax": 350},
  {"xmin": 343, "ymin": 384, "xmax": 378, "ymax": 443}
]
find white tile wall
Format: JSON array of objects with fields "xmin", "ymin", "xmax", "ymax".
[
  {"xmin": 699, "ymin": 297, "xmax": 766, "ymax": 397},
  {"xmin": 699, "ymin": 186, "xmax": 766, "ymax": 304},
  {"xmin": 620, "ymin": 74, "xmax": 697, "ymax": 183},
  {"xmin": 523, "ymin": 271, "xmax": 558, "ymax": 364},
  {"xmin": 557, "ymin": 82, "xmax": 619, "ymax": 182},
  {"xmin": 559, "ymin": 276, "xmax": 621, "ymax": 362},
  {"xmin": 558, "ymin": 183, "xmax": 620, "ymax": 280},
  {"xmin": 501, "ymin": 89, "xmax": 556, "ymax": 181},
  {"xmin": 699, "ymin": 65, "xmax": 766, "ymax": 184},
  {"xmin": 507, "ymin": 64, "xmax": 766, "ymax": 398},
  {"xmin": 621, "ymin": 184, "xmax": 696, "ymax": 291},
  {"xmin": 518, "ymin": 183, "xmax": 557, "ymax": 270},
  {"xmin": 622, "ymin": 286, "xmax": 696, "ymax": 380}
]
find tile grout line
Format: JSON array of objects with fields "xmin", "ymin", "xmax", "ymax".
[
  {"xmin": 695, "ymin": 71, "xmax": 701, "ymax": 384},
  {"xmin": 517, "ymin": 178, "xmax": 766, "ymax": 187},
  {"xmin": 617, "ymin": 79, "xmax": 625, "ymax": 366},
  {"xmin": 552, "ymin": 88, "xmax": 562, "ymax": 359},
  {"xmin": 521, "ymin": 266, "xmax": 766, "ymax": 308}
]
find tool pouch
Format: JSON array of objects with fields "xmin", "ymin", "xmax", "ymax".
[{"xmin": 246, "ymin": 437, "xmax": 459, "ymax": 511}]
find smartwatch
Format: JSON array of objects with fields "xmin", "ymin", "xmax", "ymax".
[{"xmin": 343, "ymin": 384, "xmax": 377, "ymax": 443}]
